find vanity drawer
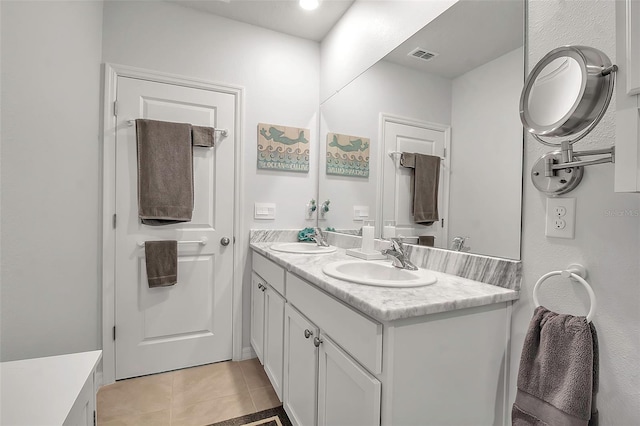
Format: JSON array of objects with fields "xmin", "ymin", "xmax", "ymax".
[
  {"xmin": 286, "ymin": 272, "xmax": 382, "ymax": 374},
  {"xmin": 253, "ymin": 252, "xmax": 285, "ymax": 296}
]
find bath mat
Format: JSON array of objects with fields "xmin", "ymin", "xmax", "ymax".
[{"xmin": 209, "ymin": 406, "xmax": 292, "ymax": 426}]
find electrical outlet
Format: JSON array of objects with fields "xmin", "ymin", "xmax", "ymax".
[
  {"xmin": 554, "ymin": 218, "xmax": 566, "ymax": 229},
  {"xmin": 546, "ymin": 198, "xmax": 575, "ymax": 238}
]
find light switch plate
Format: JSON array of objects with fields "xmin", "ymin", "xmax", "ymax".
[
  {"xmin": 254, "ymin": 203, "xmax": 276, "ymax": 220},
  {"xmin": 545, "ymin": 197, "xmax": 575, "ymax": 238},
  {"xmin": 353, "ymin": 206, "xmax": 369, "ymax": 220}
]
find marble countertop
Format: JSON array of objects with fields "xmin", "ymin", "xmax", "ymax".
[{"xmin": 251, "ymin": 242, "xmax": 519, "ymax": 323}]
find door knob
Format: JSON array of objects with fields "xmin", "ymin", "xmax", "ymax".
[{"xmin": 220, "ymin": 237, "xmax": 230, "ymax": 246}]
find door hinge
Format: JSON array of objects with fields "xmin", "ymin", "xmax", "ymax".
[
  {"xmin": 443, "ymin": 147, "xmax": 447, "ymax": 158},
  {"xmin": 113, "ymin": 326, "xmax": 116, "ymax": 341},
  {"xmin": 113, "ymin": 101, "xmax": 118, "ymax": 117},
  {"xmin": 112, "ymin": 214, "xmax": 117, "ymax": 229},
  {"xmin": 441, "ymin": 218, "xmax": 445, "ymax": 227},
  {"xmin": 93, "ymin": 410, "xmax": 96, "ymax": 426}
]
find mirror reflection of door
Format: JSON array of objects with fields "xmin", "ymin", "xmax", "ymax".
[{"xmin": 381, "ymin": 118, "xmax": 449, "ymax": 248}]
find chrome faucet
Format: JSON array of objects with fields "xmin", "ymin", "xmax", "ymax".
[
  {"xmin": 313, "ymin": 228, "xmax": 329, "ymax": 247},
  {"xmin": 451, "ymin": 236, "xmax": 470, "ymax": 252},
  {"xmin": 381, "ymin": 238, "xmax": 418, "ymax": 270}
]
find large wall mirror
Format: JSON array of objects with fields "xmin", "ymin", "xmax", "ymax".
[{"xmin": 318, "ymin": 0, "xmax": 525, "ymax": 260}]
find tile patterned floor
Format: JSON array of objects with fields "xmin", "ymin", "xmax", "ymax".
[{"xmin": 97, "ymin": 358, "xmax": 281, "ymax": 426}]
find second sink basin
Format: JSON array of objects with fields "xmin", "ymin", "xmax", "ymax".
[
  {"xmin": 322, "ymin": 260, "xmax": 437, "ymax": 287},
  {"xmin": 271, "ymin": 242, "xmax": 337, "ymax": 254}
]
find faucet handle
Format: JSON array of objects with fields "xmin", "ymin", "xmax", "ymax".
[{"xmin": 389, "ymin": 237, "xmax": 404, "ymax": 252}]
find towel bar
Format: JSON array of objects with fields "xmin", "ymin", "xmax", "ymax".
[
  {"xmin": 126, "ymin": 119, "xmax": 228, "ymax": 137},
  {"xmin": 533, "ymin": 264, "xmax": 596, "ymax": 322},
  {"xmin": 137, "ymin": 237, "xmax": 208, "ymax": 248},
  {"xmin": 388, "ymin": 151, "xmax": 445, "ymax": 167}
]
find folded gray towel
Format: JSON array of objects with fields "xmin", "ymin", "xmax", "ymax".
[
  {"xmin": 192, "ymin": 125, "xmax": 215, "ymax": 147},
  {"xmin": 400, "ymin": 152, "xmax": 440, "ymax": 224},
  {"xmin": 136, "ymin": 119, "xmax": 194, "ymax": 225},
  {"xmin": 418, "ymin": 235, "xmax": 435, "ymax": 247},
  {"xmin": 512, "ymin": 306, "xmax": 599, "ymax": 426},
  {"xmin": 144, "ymin": 240, "xmax": 177, "ymax": 288}
]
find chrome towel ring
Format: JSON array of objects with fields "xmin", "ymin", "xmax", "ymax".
[{"xmin": 532, "ymin": 264, "xmax": 596, "ymax": 323}]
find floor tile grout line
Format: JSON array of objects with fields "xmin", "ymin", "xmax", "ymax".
[
  {"xmin": 238, "ymin": 361, "xmax": 259, "ymax": 414},
  {"xmin": 170, "ymin": 370, "xmax": 174, "ymax": 426}
]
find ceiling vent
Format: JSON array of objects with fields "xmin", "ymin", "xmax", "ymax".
[{"xmin": 408, "ymin": 47, "xmax": 439, "ymax": 62}]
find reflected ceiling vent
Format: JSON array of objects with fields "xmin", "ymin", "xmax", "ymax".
[{"xmin": 408, "ymin": 47, "xmax": 439, "ymax": 62}]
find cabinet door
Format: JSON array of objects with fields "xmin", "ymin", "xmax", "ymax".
[
  {"xmin": 284, "ymin": 304, "xmax": 319, "ymax": 426},
  {"xmin": 63, "ymin": 370, "xmax": 95, "ymax": 426},
  {"xmin": 250, "ymin": 273, "xmax": 265, "ymax": 363},
  {"xmin": 317, "ymin": 335, "xmax": 381, "ymax": 426},
  {"xmin": 264, "ymin": 286, "xmax": 285, "ymax": 401}
]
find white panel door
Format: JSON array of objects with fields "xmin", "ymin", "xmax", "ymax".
[
  {"xmin": 114, "ymin": 76, "xmax": 235, "ymax": 379},
  {"xmin": 283, "ymin": 304, "xmax": 318, "ymax": 426},
  {"xmin": 317, "ymin": 335, "xmax": 381, "ymax": 426},
  {"xmin": 382, "ymin": 121, "xmax": 448, "ymax": 248}
]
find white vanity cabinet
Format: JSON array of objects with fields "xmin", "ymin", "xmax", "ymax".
[
  {"xmin": 250, "ymin": 272, "xmax": 266, "ymax": 362},
  {"xmin": 285, "ymin": 272, "xmax": 382, "ymax": 426},
  {"xmin": 251, "ymin": 252, "xmax": 286, "ymax": 400},
  {"xmin": 1, "ymin": 350, "xmax": 102, "ymax": 426},
  {"xmin": 250, "ymin": 248, "xmax": 512, "ymax": 426},
  {"xmin": 283, "ymin": 305, "xmax": 382, "ymax": 426},
  {"xmin": 283, "ymin": 304, "xmax": 319, "ymax": 426}
]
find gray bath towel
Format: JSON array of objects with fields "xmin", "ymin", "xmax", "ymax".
[
  {"xmin": 192, "ymin": 125, "xmax": 216, "ymax": 147},
  {"xmin": 136, "ymin": 119, "xmax": 194, "ymax": 225},
  {"xmin": 400, "ymin": 152, "xmax": 440, "ymax": 224},
  {"xmin": 512, "ymin": 306, "xmax": 599, "ymax": 426},
  {"xmin": 144, "ymin": 240, "xmax": 178, "ymax": 288}
]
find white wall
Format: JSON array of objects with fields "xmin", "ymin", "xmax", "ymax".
[
  {"xmin": 102, "ymin": 0, "xmax": 319, "ymax": 352},
  {"xmin": 0, "ymin": 1, "xmax": 104, "ymax": 361},
  {"xmin": 510, "ymin": 1, "xmax": 640, "ymax": 423},
  {"xmin": 320, "ymin": 0, "xmax": 458, "ymax": 102},
  {"xmin": 319, "ymin": 59, "xmax": 452, "ymax": 230},
  {"xmin": 449, "ymin": 47, "xmax": 523, "ymax": 259}
]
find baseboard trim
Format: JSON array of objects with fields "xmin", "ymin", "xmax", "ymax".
[{"xmin": 241, "ymin": 346, "xmax": 256, "ymax": 361}]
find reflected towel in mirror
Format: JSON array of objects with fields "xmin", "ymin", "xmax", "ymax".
[{"xmin": 400, "ymin": 152, "xmax": 440, "ymax": 225}]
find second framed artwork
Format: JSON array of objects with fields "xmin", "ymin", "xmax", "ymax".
[{"xmin": 326, "ymin": 132, "xmax": 370, "ymax": 178}]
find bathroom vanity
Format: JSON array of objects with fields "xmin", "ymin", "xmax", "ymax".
[{"xmin": 250, "ymin": 235, "xmax": 520, "ymax": 426}]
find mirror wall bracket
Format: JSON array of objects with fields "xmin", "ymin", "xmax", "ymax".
[
  {"xmin": 521, "ymin": 45, "xmax": 618, "ymax": 195},
  {"xmin": 549, "ymin": 141, "xmax": 615, "ymax": 174}
]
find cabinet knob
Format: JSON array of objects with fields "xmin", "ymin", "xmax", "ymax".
[
  {"xmin": 304, "ymin": 329, "xmax": 313, "ymax": 339},
  {"xmin": 313, "ymin": 336, "xmax": 323, "ymax": 347},
  {"xmin": 257, "ymin": 283, "xmax": 263, "ymax": 290}
]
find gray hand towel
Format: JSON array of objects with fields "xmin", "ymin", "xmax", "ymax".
[
  {"xmin": 512, "ymin": 306, "xmax": 599, "ymax": 426},
  {"xmin": 400, "ymin": 152, "xmax": 440, "ymax": 224},
  {"xmin": 136, "ymin": 119, "xmax": 194, "ymax": 225},
  {"xmin": 192, "ymin": 125, "xmax": 215, "ymax": 147},
  {"xmin": 144, "ymin": 240, "xmax": 177, "ymax": 288},
  {"xmin": 418, "ymin": 235, "xmax": 435, "ymax": 247}
]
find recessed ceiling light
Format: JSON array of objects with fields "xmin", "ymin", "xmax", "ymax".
[{"xmin": 299, "ymin": 0, "xmax": 319, "ymax": 11}]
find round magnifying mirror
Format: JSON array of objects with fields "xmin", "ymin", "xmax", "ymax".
[{"xmin": 520, "ymin": 46, "xmax": 615, "ymax": 144}]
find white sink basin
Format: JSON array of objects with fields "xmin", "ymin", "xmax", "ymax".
[
  {"xmin": 271, "ymin": 242, "xmax": 337, "ymax": 254},
  {"xmin": 322, "ymin": 260, "xmax": 437, "ymax": 287}
]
